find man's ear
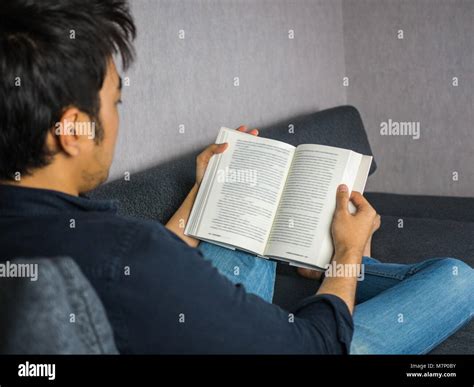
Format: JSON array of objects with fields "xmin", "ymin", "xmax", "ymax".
[{"xmin": 53, "ymin": 107, "xmax": 84, "ymax": 157}]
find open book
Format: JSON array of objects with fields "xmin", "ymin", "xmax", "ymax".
[{"xmin": 185, "ymin": 127, "xmax": 373, "ymax": 270}]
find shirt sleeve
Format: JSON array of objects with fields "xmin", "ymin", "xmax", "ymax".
[
  {"xmin": 113, "ymin": 223, "xmax": 354, "ymax": 354},
  {"xmin": 290, "ymin": 293, "xmax": 354, "ymax": 353}
]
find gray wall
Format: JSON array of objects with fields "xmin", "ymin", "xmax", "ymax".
[
  {"xmin": 343, "ymin": 0, "xmax": 474, "ymax": 197},
  {"xmin": 111, "ymin": 0, "xmax": 346, "ymax": 180},
  {"xmin": 112, "ymin": 0, "xmax": 473, "ymax": 197}
]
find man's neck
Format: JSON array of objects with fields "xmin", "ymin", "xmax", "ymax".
[{"xmin": 0, "ymin": 170, "xmax": 79, "ymax": 197}]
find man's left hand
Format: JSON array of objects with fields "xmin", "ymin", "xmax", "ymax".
[{"xmin": 195, "ymin": 125, "xmax": 259, "ymax": 186}]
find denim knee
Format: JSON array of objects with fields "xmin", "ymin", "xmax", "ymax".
[
  {"xmin": 431, "ymin": 258, "xmax": 474, "ymax": 298},
  {"xmin": 436, "ymin": 257, "xmax": 472, "ymax": 275}
]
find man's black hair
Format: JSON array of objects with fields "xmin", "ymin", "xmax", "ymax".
[{"xmin": 0, "ymin": 0, "xmax": 136, "ymax": 180}]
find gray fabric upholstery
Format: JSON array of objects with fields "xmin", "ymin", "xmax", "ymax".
[
  {"xmin": 365, "ymin": 193, "xmax": 474, "ymax": 223},
  {"xmin": 88, "ymin": 105, "xmax": 471, "ymax": 354},
  {"xmin": 0, "ymin": 257, "xmax": 118, "ymax": 354}
]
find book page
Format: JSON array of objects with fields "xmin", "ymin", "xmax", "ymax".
[
  {"xmin": 185, "ymin": 127, "xmax": 295, "ymax": 255},
  {"xmin": 264, "ymin": 144, "xmax": 360, "ymax": 268}
]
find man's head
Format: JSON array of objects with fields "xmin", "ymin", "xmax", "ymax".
[{"xmin": 0, "ymin": 0, "xmax": 135, "ymax": 194}]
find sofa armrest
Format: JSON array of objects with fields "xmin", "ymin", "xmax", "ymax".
[{"xmin": 0, "ymin": 257, "xmax": 118, "ymax": 354}]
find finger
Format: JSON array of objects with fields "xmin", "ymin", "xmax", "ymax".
[
  {"xmin": 335, "ymin": 184, "xmax": 350, "ymax": 213},
  {"xmin": 213, "ymin": 142, "xmax": 229, "ymax": 154},
  {"xmin": 207, "ymin": 142, "xmax": 228, "ymax": 155},
  {"xmin": 373, "ymin": 214, "xmax": 381, "ymax": 228},
  {"xmin": 236, "ymin": 126, "xmax": 247, "ymax": 132},
  {"xmin": 198, "ymin": 143, "xmax": 228, "ymax": 162},
  {"xmin": 248, "ymin": 128, "xmax": 259, "ymax": 136},
  {"xmin": 350, "ymin": 191, "xmax": 373, "ymax": 213}
]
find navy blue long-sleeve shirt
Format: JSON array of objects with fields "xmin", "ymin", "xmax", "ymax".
[{"xmin": 0, "ymin": 184, "xmax": 354, "ymax": 354}]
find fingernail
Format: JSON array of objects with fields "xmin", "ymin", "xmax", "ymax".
[{"xmin": 338, "ymin": 184, "xmax": 348, "ymax": 192}]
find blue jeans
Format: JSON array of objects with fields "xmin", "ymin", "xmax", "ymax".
[{"xmin": 199, "ymin": 242, "xmax": 474, "ymax": 354}]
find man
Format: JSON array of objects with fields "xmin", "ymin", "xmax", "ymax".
[{"xmin": 0, "ymin": 0, "xmax": 472, "ymax": 354}]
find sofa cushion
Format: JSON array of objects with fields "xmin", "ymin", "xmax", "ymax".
[
  {"xmin": 371, "ymin": 216, "xmax": 474, "ymax": 267},
  {"xmin": 365, "ymin": 192, "xmax": 474, "ymax": 223}
]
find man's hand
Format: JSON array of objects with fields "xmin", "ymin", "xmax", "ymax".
[
  {"xmin": 331, "ymin": 184, "xmax": 380, "ymax": 258},
  {"xmin": 316, "ymin": 184, "xmax": 380, "ymax": 314},
  {"xmin": 166, "ymin": 125, "xmax": 258, "ymax": 248},
  {"xmin": 195, "ymin": 125, "xmax": 259, "ymax": 186},
  {"xmin": 297, "ymin": 184, "xmax": 380, "ymax": 280}
]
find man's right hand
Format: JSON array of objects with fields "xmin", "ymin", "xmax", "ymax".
[
  {"xmin": 316, "ymin": 185, "xmax": 380, "ymax": 314},
  {"xmin": 297, "ymin": 184, "xmax": 379, "ymax": 280},
  {"xmin": 331, "ymin": 184, "xmax": 379, "ymax": 260}
]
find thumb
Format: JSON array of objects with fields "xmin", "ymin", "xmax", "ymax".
[
  {"xmin": 207, "ymin": 142, "xmax": 228, "ymax": 156},
  {"xmin": 214, "ymin": 142, "xmax": 229, "ymax": 154},
  {"xmin": 197, "ymin": 143, "xmax": 228, "ymax": 164},
  {"xmin": 335, "ymin": 184, "xmax": 350, "ymax": 213}
]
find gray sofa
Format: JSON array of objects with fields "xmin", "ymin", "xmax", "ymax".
[
  {"xmin": 90, "ymin": 105, "xmax": 473, "ymax": 354},
  {"xmin": 2, "ymin": 106, "xmax": 471, "ymax": 354}
]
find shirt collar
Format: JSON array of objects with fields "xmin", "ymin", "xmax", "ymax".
[{"xmin": 0, "ymin": 184, "xmax": 119, "ymax": 216}]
